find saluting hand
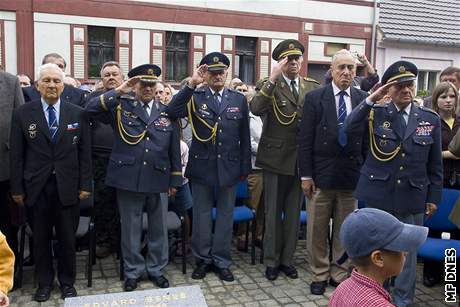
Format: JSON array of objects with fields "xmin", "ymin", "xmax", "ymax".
[
  {"xmin": 368, "ymin": 81, "xmax": 397, "ymax": 105},
  {"xmin": 79, "ymin": 190, "xmax": 91, "ymax": 200},
  {"xmin": 269, "ymin": 57, "xmax": 288, "ymax": 83},
  {"xmin": 189, "ymin": 64, "xmax": 207, "ymax": 88},
  {"xmin": 115, "ymin": 76, "xmax": 142, "ymax": 95}
]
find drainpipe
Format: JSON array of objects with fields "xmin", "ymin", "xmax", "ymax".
[{"xmin": 370, "ymin": 0, "xmax": 378, "ymax": 65}]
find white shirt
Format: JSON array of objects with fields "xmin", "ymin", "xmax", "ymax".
[
  {"xmin": 332, "ymin": 82, "xmax": 352, "ymax": 117},
  {"xmin": 180, "ymin": 140, "xmax": 189, "ymax": 185},
  {"xmin": 283, "ymin": 74, "xmax": 300, "ymax": 96},
  {"xmin": 41, "ymin": 98, "xmax": 61, "ymax": 126},
  {"xmin": 394, "ymin": 102, "xmax": 411, "ymax": 125},
  {"xmin": 249, "ymin": 111, "xmax": 263, "ymax": 170},
  {"xmin": 209, "ymin": 88, "xmax": 225, "ymax": 102}
]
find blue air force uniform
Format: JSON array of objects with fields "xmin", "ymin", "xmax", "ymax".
[
  {"xmin": 85, "ymin": 64, "xmax": 194, "ymax": 284},
  {"xmin": 167, "ymin": 52, "xmax": 251, "ymax": 275},
  {"xmin": 344, "ymin": 61, "xmax": 442, "ymax": 307}
]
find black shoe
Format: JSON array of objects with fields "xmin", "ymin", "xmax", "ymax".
[
  {"xmin": 279, "ymin": 264, "xmax": 298, "ymax": 279},
  {"xmin": 191, "ymin": 263, "xmax": 212, "ymax": 280},
  {"xmin": 123, "ymin": 278, "xmax": 138, "ymax": 292},
  {"xmin": 60, "ymin": 285, "xmax": 77, "ymax": 299},
  {"xmin": 265, "ymin": 266, "xmax": 279, "ymax": 281},
  {"xmin": 149, "ymin": 275, "xmax": 170, "ymax": 288},
  {"xmin": 214, "ymin": 267, "xmax": 234, "ymax": 282},
  {"xmin": 310, "ymin": 280, "xmax": 327, "ymax": 295},
  {"xmin": 329, "ymin": 278, "xmax": 341, "ymax": 288},
  {"xmin": 423, "ymin": 275, "xmax": 440, "ymax": 287},
  {"xmin": 34, "ymin": 286, "xmax": 52, "ymax": 302}
]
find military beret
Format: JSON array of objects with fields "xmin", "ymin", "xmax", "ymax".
[
  {"xmin": 381, "ymin": 60, "xmax": 418, "ymax": 85},
  {"xmin": 200, "ymin": 52, "xmax": 230, "ymax": 72},
  {"xmin": 272, "ymin": 39, "xmax": 305, "ymax": 61},
  {"xmin": 128, "ymin": 64, "xmax": 161, "ymax": 83}
]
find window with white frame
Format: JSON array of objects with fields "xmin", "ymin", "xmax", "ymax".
[{"xmin": 417, "ymin": 70, "xmax": 439, "ymax": 95}]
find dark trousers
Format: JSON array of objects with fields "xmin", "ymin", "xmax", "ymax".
[
  {"xmin": 30, "ymin": 175, "xmax": 79, "ymax": 287},
  {"xmin": 0, "ymin": 180, "xmax": 18, "ymax": 260}
]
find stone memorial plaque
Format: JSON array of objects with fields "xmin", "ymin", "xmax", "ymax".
[{"xmin": 64, "ymin": 285, "xmax": 207, "ymax": 307}]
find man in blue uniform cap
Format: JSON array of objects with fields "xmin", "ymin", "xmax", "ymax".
[
  {"xmin": 168, "ymin": 51, "xmax": 251, "ymax": 282},
  {"xmin": 345, "ymin": 60, "xmax": 443, "ymax": 307},
  {"xmin": 85, "ymin": 63, "xmax": 202, "ymax": 291}
]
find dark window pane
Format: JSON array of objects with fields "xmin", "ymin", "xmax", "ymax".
[
  {"xmin": 165, "ymin": 32, "xmax": 190, "ymax": 81},
  {"xmin": 87, "ymin": 26, "xmax": 115, "ymax": 78},
  {"xmin": 235, "ymin": 36, "xmax": 257, "ymax": 84}
]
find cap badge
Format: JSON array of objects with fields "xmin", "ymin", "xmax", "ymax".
[
  {"xmin": 383, "ymin": 121, "xmax": 391, "ymax": 129},
  {"xmin": 213, "ymin": 56, "xmax": 220, "ymax": 63},
  {"xmin": 148, "ymin": 68, "xmax": 154, "ymax": 75},
  {"xmin": 399, "ymin": 66, "xmax": 406, "ymax": 73},
  {"xmin": 288, "ymin": 43, "xmax": 295, "ymax": 50}
]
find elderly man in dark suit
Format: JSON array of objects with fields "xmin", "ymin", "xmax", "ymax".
[
  {"xmin": 22, "ymin": 53, "xmax": 87, "ymax": 107},
  {"xmin": 10, "ymin": 63, "xmax": 92, "ymax": 302},
  {"xmin": 0, "ymin": 71, "xmax": 25, "ymax": 276},
  {"xmin": 298, "ymin": 49, "xmax": 368, "ymax": 295},
  {"xmin": 345, "ymin": 60, "xmax": 442, "ymax": 307}
]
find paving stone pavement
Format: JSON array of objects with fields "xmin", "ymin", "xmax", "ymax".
[{"xmin": 8, "ymin": 240, "xmax": 453, "ymax": 306}]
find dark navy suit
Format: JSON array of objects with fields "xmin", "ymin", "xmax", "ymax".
[
  {"xmin": 23, "ymin": 85, "xmax": 87, "ymax": 108},
  {"xmin": 169, "ymin": 86, "xmax": 251, "ymax": 268},
  {"xmin": 345, "ymin": 99, "xmax": 442, "ymax": 306},
  {"xmin": 85, "ymin": 87, "xmax": 193, "ymax": 279}
]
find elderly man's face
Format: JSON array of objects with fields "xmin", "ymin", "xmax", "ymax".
[
  {"xmin": 388, "ymin": 81, "xmax": 415, "ymax": 107},
  {"xmin": 331, "ymin": 54, "xmax": 356, "ymax": 90},
  {"xmin": 101, "ymin": 65, "xmax": 123, "ymax": 90},
  {"xmin": 153, "ymin": 83, "xmax": 165, "ymax": 102},
  {"xmin": 37, "ymin": 68, "xmax": 64, "ymax": 104},
  {"xmin": 281, "ymin": 55, "xmax": 303, "ymax": 78},
  {"xmin": 205, "ymin": 70, "xmax": 227, "ymax": 91},
  {"xmin": 45, "ymin": 56, "xmax": 66, "ymax": 72},
  {"xmin": 441, "ymin": 74, "xmax": 460, "ymax": 91},
  {"xmin": 135, "ymin": 81, "xmax": 155, "ymax": 103}
]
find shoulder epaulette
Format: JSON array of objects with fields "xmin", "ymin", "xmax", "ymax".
[
  {"xmin": 120, "ymin": 95, "xmax": 135, "ymax": 100},
  {"xmin": 303, "ymin": 77, "xmax": 320, "ymax": 85},
  {"xmin": 419, "ymin": 105, "xmax": 440, "ymax": 117}
]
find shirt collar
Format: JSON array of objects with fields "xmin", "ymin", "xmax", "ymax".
[
  {"xmin": 282, "ymin": 74, "xmax": 299, "ymax": 86},
  {"xmin": 393, "ymin": 102, "xmax": 412, "ymax": 115},
  {"xmin": 351, "ymin": 269, "xmax": 392, "ymax": 302},
  {"xmin": 209, "ymin": 87, "xmax": 224, "ymax": 97},
  {"xmin": 332, "ymin": 81, "xmax": 351, "ymax": 97},
  {"xmin": 41, "ymin": 98, "xmax": 61, "ymax": 112}
]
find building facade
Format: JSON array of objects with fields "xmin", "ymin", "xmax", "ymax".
[{"xmin": 0, "ymin": 0, "xmax": 376, "ymax": 85}]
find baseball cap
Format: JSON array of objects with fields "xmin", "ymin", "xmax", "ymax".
[{"xmin": 340, "ymin": 208, "xmax": 428, "ymax": 259}]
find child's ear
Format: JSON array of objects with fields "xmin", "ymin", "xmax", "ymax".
[{"xmin": 370, "ymin": 250, "xmax": 384, "ymax": 267}]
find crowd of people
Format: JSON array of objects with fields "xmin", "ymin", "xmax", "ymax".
[{"xmin": 0, "ymin": 38, "xmax": 459, "ymax": 307}]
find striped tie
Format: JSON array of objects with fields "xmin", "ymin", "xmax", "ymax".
[
  {"xmin": 48, "ymin": 105, "xmax": 58, "ymax": 143},
  {"xmin": 337, "ymin": 91, "xmax": 347, "ymax": 147}
]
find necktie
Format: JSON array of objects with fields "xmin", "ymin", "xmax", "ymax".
[
  {"xmin": 290, "ymin": 80, "xmax": 299, "ymax": 101},
  {"xmin": 337, "ymin": 91, "xmax": 347, "ymax": 147},
  {"xmin": 48, "ymin": 105, "xmax": 58, "ymax": 143},
  {"xmin": 399, "ymin": 109, "xmax": 407, "ymax": 133},
  {"xmin": 213, "ymin": 92, "xmax": 221, "ymax": 108},
  {"xmin": 143, "ymin": 102, "xmax": 150, "ymax": 117}
]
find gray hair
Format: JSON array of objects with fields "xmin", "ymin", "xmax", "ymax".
[
  {"xmin": 38, "ymin": 63, "xmax": 65, "ymax": 81},
  {"xmin": 331, "ymin": 49, "xmax": 356, "ymax": 67}
]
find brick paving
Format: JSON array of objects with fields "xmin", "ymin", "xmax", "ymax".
[{"xmin": 8, "ymin": 240, "xmax": 452, "ymax": 306}]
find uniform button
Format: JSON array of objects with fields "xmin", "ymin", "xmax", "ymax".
[
  {"xmin": 143, "ymin": 161, "xmax": 147, "ymax": 165},
  {"xmin": 118, "ymin": 160, "xmax": 122, "ymax": 164},
  {"xmin": 145, "ymin": 125, "xmax": 148, "ymax": 129},
  {"xmin": 422, "ymin": 141, "xmax": 426, "ymax": 145},
  {"xmin": 397, "ymin": 179, "xmax": 401, "ymax": 184},
  {"xmin": 145, "ymin": 149, "xmax": 149, "ymax": 152},
  {"xmin": 399, "ymin": 166, "xmax": 404, "ymax": 171},
  {"xmin": 218, "ymin": 142, "xmax": 222, "ymax": 146},
  {"xmin": 401, "ymin": 153, "xmax": 405, "ymax": 157},
  {"xmin": 218, "ymin": 116, "xmax": 221, "ymax": 120},
  {"xmin": 217, "ymin": 154, "xmax": 221, "ymax": 158},
  {"xmin": 219, "ymin": 129, "xmax": 223, "ymax": 133},
  {"xmin": 194, "ymin": 155, "xmax": 198, "ymax": 158},
  {"xmin": 382, "ymin": 134, "xmax": 386, "ymax": 138},
  {"xmin": 129, "ymin": 121, "xmax": 132, "ymax": 125},
  {"xmin": 146, "ymin": 137, "xmax": 150, "ymax": 141},
  {"xmin": 370, "ymin": 175, "xmax": 374, "ymax": 179},
  {"xmin": 323, "ymin": 127, "xmax": 327, "ymax": 130},
  {"xmin": 323, "ymin": 142, "xmax": 327, "ymax": 145}
]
